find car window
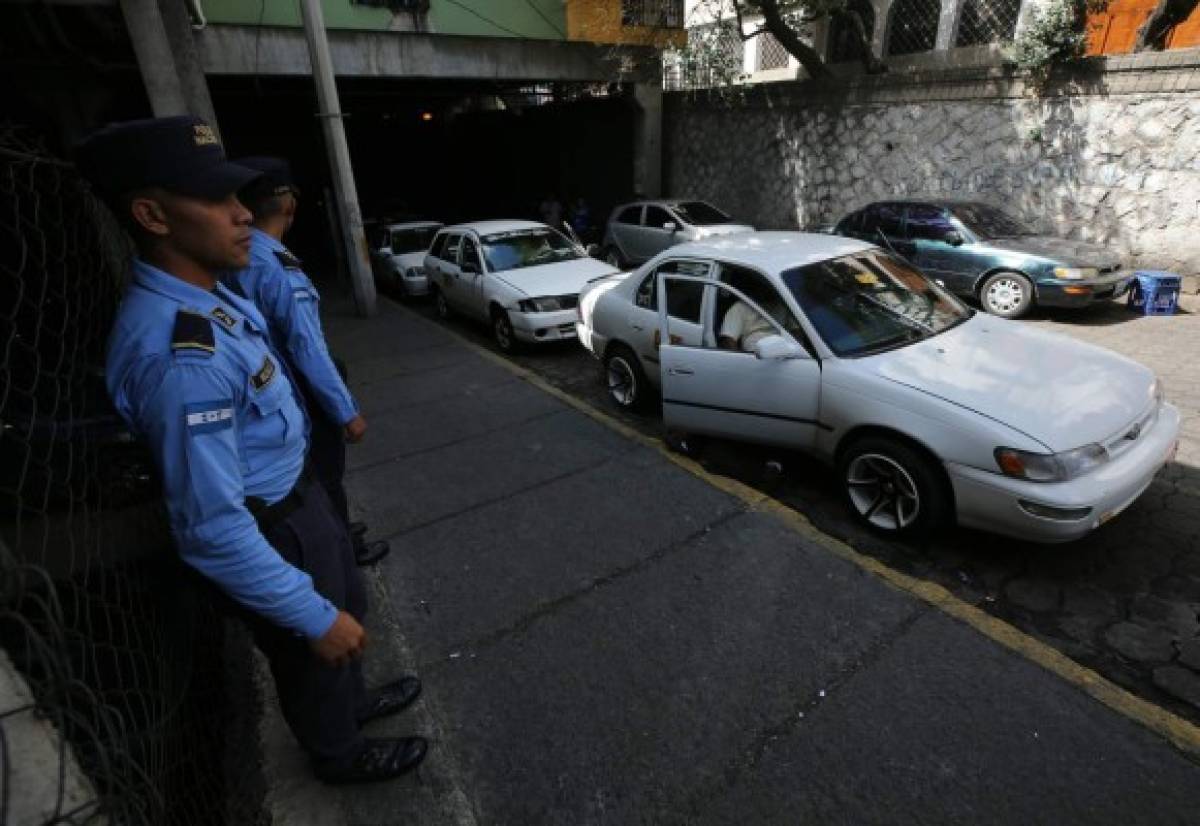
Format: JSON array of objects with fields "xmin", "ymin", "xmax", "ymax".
[
  {"xmin": 904, "ymin": 205, "xmax": 956, "ymax": 241},
  {"xmin": 480, "ymin": 227, "xmax": 582, "ymax": 273},
  {"xmin": 672, "ymin": 201, "xmax": 731, "ymax": 226},
  {"xmin": 860, "ymin": 204, "xmax": 904, "ymax": 240},
  {"xmin": 714, "ymin": 263, "xmax": 810, "ymax": 352},
  {"xmin": 951, "ymin": 203, "xmax": 1035, "ymax": 239},
  {"xmin": 837, "ymin": 211, "xmax": 863, "ymax": 235},
  {"xmin": 644, "ymin": 205, "xmax": 673, "ymax": 229},
  {"xmin": 780, "ymin": 252, "xmax": 971, "ymax": 357},
  {"xmin": 616, "ymin": 205, "xmax": 642, "ymax": 225},
  {"xmin": 459, "ymin": 237, "xmax": 481, "ymax": 271},
  {"xmin": 635, "ymin": 259, "xmax": 708, "ymax": 323},
  {"xmin": 429, "ymin": 232, "xmax": 448, "ymax": 259},
  {"xmin": 443, "ymin": 233, "xmax": 462, "ymax": 262},
  {"xmin": 391, "ymin": 225, "xmax": 441, "ymax": 254}
]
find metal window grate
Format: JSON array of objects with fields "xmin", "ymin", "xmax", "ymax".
[
  {"xmin": 885, "ymin": 0, "xmax": 941, "ymax": 55},
  {"xmin": 828, "ymin": 0, "xmax": 877, "ymax": 63},
  {"xmin": 756, "ymin": 31, "xmax": 791, "ymax": 70},
  {"xmin": 955, "ymin": 0, "xmax": 1021, "ymax": 46},
  {"xmin": 622, "ymin": 0, "xmax": 684, "ymax": 28},
  {"xmin": 666, "ymin": 21, "xmax": 743, "ymax": 90}
]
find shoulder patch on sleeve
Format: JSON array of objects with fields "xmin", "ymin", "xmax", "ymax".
[
  {"xmin": 274, "ymin": 249, "xmax": 303, "ymax": 270},
  {"xmin": 184, "ymin": 399, "xmax": 234, "ymax": 434},
  {"xmin": 171, "ymin": 310, "xmax": 216, "ymax": 356}
]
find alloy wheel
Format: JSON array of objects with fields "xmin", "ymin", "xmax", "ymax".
[
  {"xmin": 984, "ymin": 277, "xmax": 1025, "ymax": 315},
  {"xmin": 493, "ymin": 313, "xmax": 513, "ymax": 351},
  {"xmin": 606, "ymin": 355, "xmax": 638, "ymax": 407},
  {"xmin": 845, "ymin": 453, "xmax": 921, "ymax": 532}
]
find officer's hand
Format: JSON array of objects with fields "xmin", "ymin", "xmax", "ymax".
[
  {"xmin": 344, "ymin": 415, "xmax": 368, "ymax": 444},
  {"xmin": 311, "ymin": 611, "xmax": 367, "ymax": 667}
]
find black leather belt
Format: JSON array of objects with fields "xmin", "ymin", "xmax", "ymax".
[{"xmin": 245, "ymin": 462, "xmax": 313, "ymax": 533}]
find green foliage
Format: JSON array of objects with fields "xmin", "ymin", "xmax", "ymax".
[{"xmin": 1011, "ymin": 0, "xmax": 1109, "ymax": 77}]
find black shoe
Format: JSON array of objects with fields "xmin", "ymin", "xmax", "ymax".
[
  {"xmin": 349, "ymin": 520, "xmax": 368, "ymax": 539},
  {"xmin": 358, "ymin": 676, "xmax": 422, "ymax": 727},
  {"xmin": 355, "ymin": 538, "xmax": 390, "ymax": 567},
  {"xmin": 315, "ymin": 737, "xmax": 428, "ymax": 785}
]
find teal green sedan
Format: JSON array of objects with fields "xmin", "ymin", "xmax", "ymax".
[{"xmin": 834, "ymin": 199, "xmax": 1131, "ymax": 319}]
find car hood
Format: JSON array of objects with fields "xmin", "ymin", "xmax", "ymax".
[
  {"xmin": 494, "ymin": 256, "xmax": 619, "ymax": 297},
  {"xmin": 693, "ymin": 223, "xmax": 755, "ymax": 239},
  {"xmin": 864, "ymin": 315, "xmax": 1154, "ymax": 451},
  {"xmin": 392, "ymin": 251, "xmax": 427, "ymax": 269},
  {"xmin": 985, "ymin": 236, "xmax": 1121, "ymax": 268}
]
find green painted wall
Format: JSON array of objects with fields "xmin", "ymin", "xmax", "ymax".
[{"xmin": 200, "ymin": 0, "xmax": 566, "ymax": 39}]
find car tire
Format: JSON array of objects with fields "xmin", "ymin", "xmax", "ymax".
[
  {"xmin": 491, "ymin": 307, "xmax": 519, "ymax": 353},
  {"xmin": 980, "ymin": 271, "xmax": 1034, "ymax": 319},
  {"xmin": 433, "ymin": 286, "xmax": 452, "ymax": 320},
  {"xmin": 603, "ymin": 344, "xmax": 652, "ymax": 413},
  {"xmin": 603, "ymin": 246, "xmax": 625, "ymax": 270},
  {"xmin": 838, "ymin": 436, "xmax": 950, "ymax": 541}
]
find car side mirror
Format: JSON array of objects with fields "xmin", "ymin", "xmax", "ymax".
[
  {"xmin": 943, "ymin": 230, "xmax": 964, "ymax": 246},
  {"xmin": 663, "ymin": 221, "xmax": 678, "ymax": 232},
  {"xmin": 753, "ymin": 334, "xmax": 808, "ymax": 361}
]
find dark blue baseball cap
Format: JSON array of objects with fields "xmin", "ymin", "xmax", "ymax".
[
  {"xmin": 236, "ymin": 156, "xmax": 299, "ymax": 198},
  {"xmin": 74, "ymin": 115, "xmax": 262, "ymax": 202}
]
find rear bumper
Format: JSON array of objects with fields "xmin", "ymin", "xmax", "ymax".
[{"xmin": 946, "ymin": 402, "xmax": 1180, "ymax": 543}]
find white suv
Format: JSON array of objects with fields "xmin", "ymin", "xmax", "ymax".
[{"xmin": 425, "ymin": 220, "xmax": 619, "ymax": 352}]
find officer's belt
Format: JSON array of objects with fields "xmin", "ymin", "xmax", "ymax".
[{"xmin": 245, "ymin": 462, "xmax": 314, "ymax": 534}]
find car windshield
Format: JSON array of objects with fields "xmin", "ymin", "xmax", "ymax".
[
  {"xmin": 481, "ymin": 228, "xmax": 582, "ymax": 272},
  {"xmin": 781, "ymin": 252, "xmax": 971, "ymax": 357},
  {"xmin": 672, "ymin": 201, "xmax": 732, "ymax": 226},
  {"xmin": 950, "ymin": 203, "xmax": 1035, "ymax": 239},
  {"xmin": 390, "ymin": 226, "xmax": 441, "ymax": 253}
]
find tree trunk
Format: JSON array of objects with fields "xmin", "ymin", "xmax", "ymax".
[
  {"xmin": 1135, "ymin": 0, "xmax": 1199, "ymax": 50},
  {"xmin": 749, "ymin": 0, "xmax": 834, "ymax": 79}
]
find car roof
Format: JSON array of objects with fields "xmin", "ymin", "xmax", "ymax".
[
  {"xmin": 387, "ymin": 220, "xmax": 442, "ymax": 231},
  {"xmin": 442, "ymin": 219, "xmax": 547, "ymax": 236},
  {"xmin": 666, "ymin": 231, "xmax": 876, "ymax": 274},
  {"xmin": 620, "ymin": 199, "xmax": 711, "ymax": 209},
  {"xmin": 857, "ymin": 197, "xmax": 993, "ymax": 211}
]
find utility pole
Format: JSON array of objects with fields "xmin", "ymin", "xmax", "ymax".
[
  {"xmin": 119, "ymin": 0, "xmax": 188, "ymax": 117},
  {"xmin": 298, "ymin": 0, "xmax": 377, "ymax": 317}
]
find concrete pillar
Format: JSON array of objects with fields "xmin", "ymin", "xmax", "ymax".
[
  {"xmin": 935, "ymin": 0, "xmax": 964, "ymax": 50},
  {"xmin": 872, "ymin": 0, "xmax": 892, "ymax": 57},
  {"xmin": 158, "ymin": 0, "xmax": 221, "ymax": 133},
  {"xmin": 632, "ymin": 82, "xmax": 663, "ymax": 198},
  {"xmin": 119, "ymin": 0, "xmax": 188, "ymax": 116}
]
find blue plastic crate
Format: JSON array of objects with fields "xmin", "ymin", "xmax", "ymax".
[{"xmin": 1127, "ymin": 270, "xmax": 1180, "ymax": 316}]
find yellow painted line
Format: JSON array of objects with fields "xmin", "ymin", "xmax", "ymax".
[{"xmin": 431, "ymin": 316, "xmax": 1200, "ymax": 760}]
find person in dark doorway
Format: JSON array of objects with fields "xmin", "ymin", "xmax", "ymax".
[
  {"xmin": 77, "ymin": 117, "xmax": 425, "ymax": 784},
  {"xmin": 538, "ymin": 192, "xmax": 563, "ymax": 228},
  {"xmin": 569, "ymin": 196, "xmax": 592, "ymax": 243},
  {"xmin": 228, "ymin": 156, "xmax": 390, "ymax": 568}
]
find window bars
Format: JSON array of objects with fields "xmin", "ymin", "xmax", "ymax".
[
  {"xmin": 622, "ymin": 0, "xmax": 685, "ymax": 28},
  {"xmin": 828, "ymin": 0, "xmax": 878, "ymax": 63},
  {"xmin": 955, "ymin": 0, "xmax": 1022, "ymax": 46},
  {"xmin": 885, "ymin": 0, "xmax": 942, "ymax": 55},
  {"xmin": 756, "ymin": 31, "xmax": 791, "ymax": 71}
]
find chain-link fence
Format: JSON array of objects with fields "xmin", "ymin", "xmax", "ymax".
[
  {"xmin": 955, "ymin": 0, "xmax": 1022, "ymax": 46},
  {"xmin": 885, "ymin": 0, "xmax": 942, "ymax": 55},
  {"xmin": 0, "ymin": 124, "xmax": 265, "ymax": 825},
  {"xmin": 755, "ymin": 32, "xmax": 792, "ymax": 71}
]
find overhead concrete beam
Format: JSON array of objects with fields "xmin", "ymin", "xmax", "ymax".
[{"xmin": 197, "ymin": 24, "xmax": 661, "ymax": 83}]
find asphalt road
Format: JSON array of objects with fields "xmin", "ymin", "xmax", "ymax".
[{"xmin": 398, "ymin": 288, "xmax": 1200, "ymax": 726}]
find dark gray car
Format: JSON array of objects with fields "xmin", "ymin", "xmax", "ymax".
[
  {"xmin": 601, "ymin": 199, "xmax": 753, "ymax": 269},
  {"xmin": 834, "ymin": 200, "xmax": 1128, "ymax": 318}
]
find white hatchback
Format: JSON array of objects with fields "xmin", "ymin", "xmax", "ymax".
[
  {"xmin": 426, "ymin": 220, "xmax": 618, "ymax": 352},
  {"xmin": 576, "ymin": 232, "xmax": 1180, "ymax": 544}
]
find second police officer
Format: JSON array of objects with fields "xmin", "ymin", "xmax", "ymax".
[
  {"xmin": 77, "ymin": 116, "xmax": 425, "ymax": 785},
  {"xmin": 226, "ymin": 156, "xmax": 390, "ymax": 567}
]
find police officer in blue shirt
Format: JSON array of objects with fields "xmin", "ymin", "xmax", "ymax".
[
  {"xmin": 226, "ymin": 156, "xmax": 389, "ymax": 567},
  {"xmin": 75, "ymin": 116, "xmax": 425, "ymax": 785}
]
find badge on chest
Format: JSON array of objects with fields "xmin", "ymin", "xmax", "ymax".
[{"xmin": 251, "ymin": 355, "xmax": 277, "ymax": 391}]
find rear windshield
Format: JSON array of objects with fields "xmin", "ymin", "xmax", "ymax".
[
  {"xmin": 672, "ymin": 201, "xmax": 732, "ymax": 226},
  {"xmin": 950, "ymin": 203, "xmax": 1034, "ymax": 239}
]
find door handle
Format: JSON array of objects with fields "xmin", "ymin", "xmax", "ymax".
[
  {"xmin": 630, "ymin": 322, "xmax": 644, "ymax": 331},
  {"xmin": 668, "ymin": 366, "xmax": 694, "ymax": 376}
]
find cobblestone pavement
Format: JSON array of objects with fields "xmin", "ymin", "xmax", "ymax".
[{"xmin": 402, "ymin": 291, "xmax": 1200, "ymax": 723}]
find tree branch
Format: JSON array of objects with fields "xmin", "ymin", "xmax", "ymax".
[
  {"xmin": 1134, "ymin": 0, "xmax": 1199, "ymax": 50},
  {"xmin": 744, "ymin": 0, "xmax": 833, "ymax": 78}
]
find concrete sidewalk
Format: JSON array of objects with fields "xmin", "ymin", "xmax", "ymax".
[{"xmin": 275, "ymin": 297, "xmax": 1200, "ymax": 825}]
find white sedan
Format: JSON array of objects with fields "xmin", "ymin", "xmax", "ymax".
[
  {"xmin": 369, "ymin": 220, "xmax": 443, "ymax": 297},
  {"xmin": 426, "ymin": 220, "xmax": 618, "ymax": 352},
  {"xmin": 576, "ymin": 232, "xmax": 1180, "ymax": 544}
]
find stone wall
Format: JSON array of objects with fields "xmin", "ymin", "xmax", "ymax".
[{"xmin": 663, "ymin": 49, "xmax": 1200, "ymax": 287}]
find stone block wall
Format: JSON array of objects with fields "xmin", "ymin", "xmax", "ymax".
[{"xmin": 663, "ymin": 50, "xmax": 1200, "ymax": 287}]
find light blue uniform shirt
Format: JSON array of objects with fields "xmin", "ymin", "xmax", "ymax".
[
  {"xmin": 106, "ymin": 260, "xmax": 338, "ymax": 639},
  {"xmin": 227, "ymin": 229, "xmax": 358, "ymax": 425}
]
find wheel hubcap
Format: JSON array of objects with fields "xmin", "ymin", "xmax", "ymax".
[
  {"xmin": 495, "ymin": 317, "xmax": 511, "ymax": 349},
  {"xmin": 986, "ymin": 278, "xmax": 1023, "ymax": 314},
  {"xmin": 607, "ymin": 357, "xmax": 637, "ymax": 406},
  {"xmin": 846, "ymin": 453, "xmax": 921, "ymax": 531},
  {"xmin": 436, "ymin": 293, "xmax": 448, "ymax": 317}
]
